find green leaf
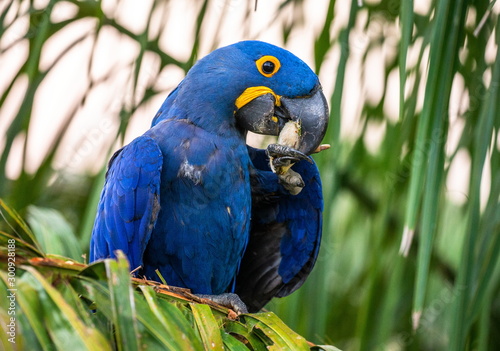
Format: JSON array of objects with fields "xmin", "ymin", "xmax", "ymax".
[
  {"xmin": 406, "ymin": 0, "xmax": 468, "ymax": 329},
  {"xmin": 190, "ymin": 303, "xmax": 224, "ymax": 351},
  {"xmin": 20, "ymin": 266, "xmax": 111, "ymax": 350},
  {"xmin": 0, "ymin": 270, "xmax": 47, "ymax": 350},
  {"xmin": 104, "ymin": 251, "xmax": 141, "ymax": 351},
  {"xmin": 0, "ymin": 199, "xmax": 43, "ymax": 254},
  {"xmin": 243, "ymin": 312, "xmax": 310, "ymax": 350},
  {"xmin": 27, "ymin": 206, "xmax": 83, "ymax": 261},
  {"xmin": 224, "ymin": 319, "xmax": 270, "ymax": 351},
  {"xmin": 450, "ymin": 17, "xmax": 500, "ymax": 351},
  {"xmin": 221, "ymin": 331, "xmax": 249, "ymax": 350},
  {"xmin": 0, "ymin": 231, "xmax": 42, "ymax": 260},
  {"xmin": 137, "ymin": 285, "xmax": 202, "ymax": 350},
  {"xmin": 398, "ymin": 0, "xmax": 413, "ymax": 121}
]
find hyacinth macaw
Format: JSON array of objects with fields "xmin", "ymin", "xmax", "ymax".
[{"xmin": 89, "ymin": 40, "xmax": 328, "ymax": 313}]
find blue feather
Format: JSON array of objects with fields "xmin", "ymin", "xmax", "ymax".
[{"xmin": 235, "ymin": 147, "xmax": 323, "ymax": 311}]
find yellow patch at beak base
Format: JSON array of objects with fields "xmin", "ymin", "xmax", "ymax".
[{"xmin": 235, "ymin": 86, "xmax": 281, "ymax": 109}]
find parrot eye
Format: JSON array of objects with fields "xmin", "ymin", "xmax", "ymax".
[
  {"xmin": 262, "ymin": 61, "xmax": 275, "ymax": 74},
  {"xmin": 256, "ymin": 55, "xmax": 281, "ymax": 77}
]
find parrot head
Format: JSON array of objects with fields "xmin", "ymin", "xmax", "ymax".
[
  {"xmin": 154, "ymin": 40, "xmax": 329, "ymax": 155},
  {"xmin": 230, "ymin": 41, "xmax": 329, "ymax": 156}
]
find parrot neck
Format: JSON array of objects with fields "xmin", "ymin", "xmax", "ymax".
[{"xmin": 155, "ymin": 78, "xmax": 245, "ymax": 139}]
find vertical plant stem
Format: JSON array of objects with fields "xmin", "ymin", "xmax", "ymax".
[{"xmin": 449, "ymin": 17, "xmax": 500, "ymax": 351}]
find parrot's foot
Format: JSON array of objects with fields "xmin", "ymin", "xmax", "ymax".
[
  {"xmin": 266, "ymin": 144, "xmax": 308, "ymax": 195},
  {"xmin": 278, "ymin": 168, "xmax": 304, "ymax": 195},
  {"xmin": 196, "ymin": 293, "xmax": 248, "ymax": 314}
]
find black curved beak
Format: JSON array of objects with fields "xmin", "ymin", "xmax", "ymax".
[{"xmin": 235, "ymin": 84, "xmax": 329, "ymax": 155}]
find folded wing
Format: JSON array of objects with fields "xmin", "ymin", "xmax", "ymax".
[
  {"xmin": 89, "ymin": 135, "xmax": 163, "ymax": 271},
  {"xmin": 236, "ymin": 147, "xmax": 323, "ymax": 312}
]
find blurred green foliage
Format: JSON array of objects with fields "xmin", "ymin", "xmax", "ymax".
[{"xmin": 1, "ymin": 0, "xmax": 499, "ymax": 350}]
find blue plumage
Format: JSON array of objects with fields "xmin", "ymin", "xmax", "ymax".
[
  {"xmin": 236, "ymin": 147, "xmax": 322, "ymax": 311},
  {"xmin": 90, "ymin": 40, "xmax": 328, "ymax": 310},
  {"xmin": 141, "ymin": 119, "xmax": 251, "ymax": 293},
  {"xmin": 90, "ymin": 135, "xmax": 162, "ymax": 271}
]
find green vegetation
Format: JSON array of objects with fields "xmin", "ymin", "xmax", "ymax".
[
  {"xmin": 1, "ymin": 0, "xmax": 499, "ymax": 350},
  {"xmin": 1, "ymin": 200, "xmax": 336, "ymax": 350}
]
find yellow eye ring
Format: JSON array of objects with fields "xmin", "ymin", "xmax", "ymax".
[{"xmin": 256, "ymin": 55, "xmax": 281, "ymax": 77}]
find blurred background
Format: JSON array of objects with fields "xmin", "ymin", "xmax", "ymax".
[{"xmin": 1, "ymin": 0, "xmax": 499, "ymax": 349}]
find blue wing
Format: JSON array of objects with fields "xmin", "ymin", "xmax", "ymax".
[
  {"xmin": 236, "ymin": 146, "xmax": 323, "ymax": 312},
  {"xmin": 89, "ymin": 135, "xmax": 163, "ymax": 270}
]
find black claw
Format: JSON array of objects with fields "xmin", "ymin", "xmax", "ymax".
[
  {"xmin": 266, "ymin": 144, "xmax": 313, "ymax": 164},
  {"xmin": 196, "ymin": 293, "xmax": 248, "ymax": 314},
  {"xmin": 271, "ymin": 156, "xmax": 300, "ymax": 168}
]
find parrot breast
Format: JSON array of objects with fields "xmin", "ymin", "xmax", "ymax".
[{"xmin": 141, "ymin": 119, "xmax": 252, "ymax": 294}]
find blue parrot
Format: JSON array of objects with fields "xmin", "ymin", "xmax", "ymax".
[{"xmin": 89, "ymin": 40, "xmax": 328, "ymax": 313}]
